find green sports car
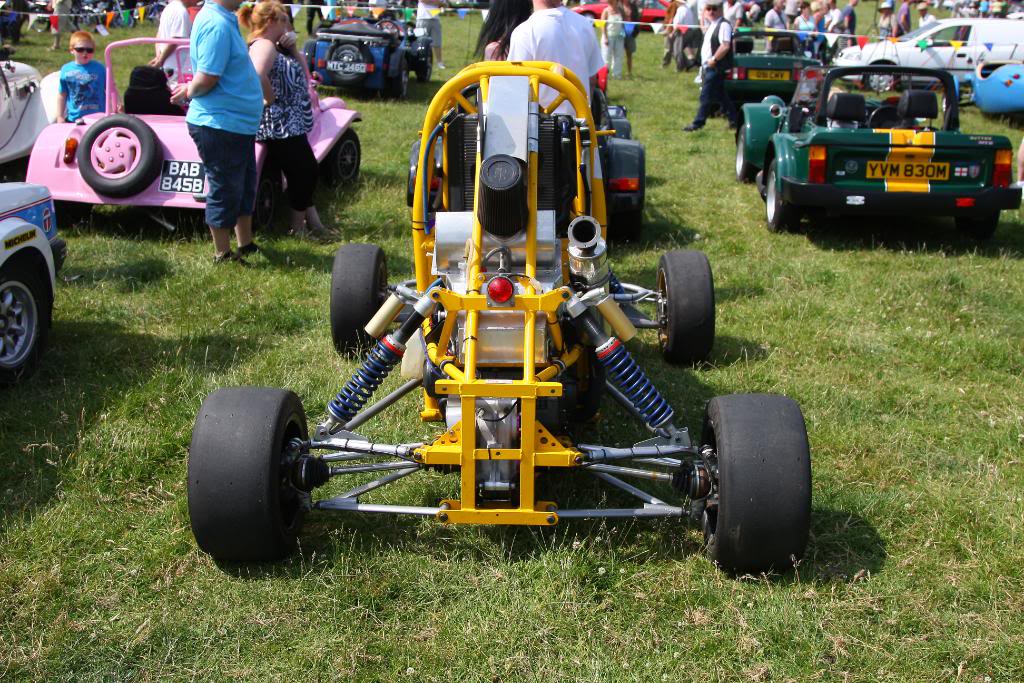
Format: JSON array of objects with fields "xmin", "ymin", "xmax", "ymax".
[
  {"xmin": 725, "ymin": 29, "xmax": 824, "ymax": 103},
  {"xmin": 735, "ymin": 65, "xmax": 1021, "ymax": 239}
]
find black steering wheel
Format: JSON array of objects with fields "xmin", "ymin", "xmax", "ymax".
[{"xmin": 867, "ymin": 105, "xmax": 900, "ymax": 129}]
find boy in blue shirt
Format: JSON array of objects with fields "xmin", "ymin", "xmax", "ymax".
[{"xmin": 57, "ymin": 31, "xmax": 106, "ymax": 123}]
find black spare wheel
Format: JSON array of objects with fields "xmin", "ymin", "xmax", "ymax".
[
  {"xmin": 77, "ymin": 114, "xmax": 163, "ymax": 198},
  {"xmin": 328, "ymin": 43, "xmax": 372, "ymax": 86},
  {"xmin": 330, "ymin": 243, "xmax": 388, "ymax": 355},
  {"xmin": 188, "ymin": 387, "xmax": 310, "ymax": 562}
]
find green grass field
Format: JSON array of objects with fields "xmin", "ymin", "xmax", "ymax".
[{"xmin": 2, "ymin": 12, "xmax": 1023, "ymax": 681}]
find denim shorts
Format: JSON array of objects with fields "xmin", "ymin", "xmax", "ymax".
[{"xmin": 187, "ymin": 123, "xmax": 257, "ymax": 230}]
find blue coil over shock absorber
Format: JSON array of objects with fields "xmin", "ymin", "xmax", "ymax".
[
  {"xmin": 326, "ymin": 289, "xmax": 437, "ymax": 428},
  {"xmin": 566, "ymin": 294, "xmax": 675, "ymax": 431},
  {"xmin": 327, "ymin": 336, "xmax": 405, "ymax": 425},
  {"xmin": 595, "ymin": 338, "xmax": 675, "ymax": 429}
]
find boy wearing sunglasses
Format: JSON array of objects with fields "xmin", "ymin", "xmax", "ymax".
[{"xmin": 57, "ymin": 31, "xmax": 106, "ymax": 123}]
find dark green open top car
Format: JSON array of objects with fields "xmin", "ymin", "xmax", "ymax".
[
  {"xmin": 726, "ymin": 29, "xmax": 823, "ymax": 102},
  {"xmin": 735, "ymin": 65, "xmax": 1021, "ymax": 239}
]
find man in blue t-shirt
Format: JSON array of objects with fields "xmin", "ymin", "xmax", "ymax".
[
  {"xmin": 171, "ymin": 0, "xmax": 264, "ymax": 264},
  {"xmin": 57, "ymin": 31, "xmax": 105, "ymax": 123},
  {"xmin": 839, "ymin": 0, "xmax": 857, "ymax": 35}
]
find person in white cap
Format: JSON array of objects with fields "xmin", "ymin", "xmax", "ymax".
[
  {"xmin": 683, "ymin": 0, "xmax": 737, "ymax": 131},
  {"xmin": 916, "ymin": 1, "xmax": 937, "ymax": 25},
  {"xmin": 877, "ymin": 0, "xmax": 897, "ymax": 38}
]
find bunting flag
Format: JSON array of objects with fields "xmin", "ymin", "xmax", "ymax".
[
  {"xmin": 346, "ymin": 5, "xmax": 355, "ymax": 16},
  {"xmin": 796, "ymin": 31, "xmax": 807, "ymax": 41},
  {"xmin": 679, "ymin": 26, "xmax": 688, "ymax": 33},
  {"xmin": 372, "ymin": 8, "xmax": 384, "ymax": 18},
  {"xmin": 825, "ymin": 33, "xmax": 839, "ymax": 46},
  {"xmin": 652, "ymin": 23, "xmax": 663, "ymax": 34},
  {"xmin": 95, "ymin": 23, "xmax": 109, "ymax": 35},
  {"xmin": 593, "ymin": 19, "xmax": 606, "ymax": 28},
  {"xmin": 856, "ymin": 35, "xmax": 868, "ymax": 49},
  {"xmin": 0, "ymin": 2, "xmax": 6, "ymax": 9},
  {"xmin": 983, "ymin": 42, "xmax": 993, "ymax": 51},
  {"xmin": 456, "ymin": 8, "xmax": 467, "ymax": 18},
  {"xmin": 121, "ymin": 9, "xmax": 130, "ymax": 23},
  {"xmin": 480, "ymin": 9, "xmax": 488, "ymax": 20},
  {"xmin": 404, "ymin": 7, "xmax": 414, "ymax": 21},
  {"xmin": 320, "ymin": 4, "xmax": 332, "ymax": 19},
  {"xmin": 105, "ymin": 10, "xmax": 114, "ymax": 27},
  {"xmin": 290, "ymin": 4, "xmax": 301, "ymax": 17},
  {"xmin": 887, "ymin": 36, "xmax": 898, "ymax": 44},
  {"xmin": 429, "ymin": 7, "xmax": 441, "ymax": 15},
  {"xmin": 949, "ymin": 39, "xmax": 963, "ymax": 49},
  {"xmin": 916, "ymin": 38, "xmax": 928, "ymax": 50},
  {"xmin": 137, "ymin": 5, "xmax": 144, "ymax": 21}
]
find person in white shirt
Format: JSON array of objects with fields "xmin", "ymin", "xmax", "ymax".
[
  {"xmin": 683, "ymin": 0, "xmax": 737, "ymax": 131},
  {"xmin": 674, "ymin": 1, "xmax": 700, "ymax": 70},
  {"xmin": 723, "ymin": 0, "xmax": 745, "ymax": 25},
  {"xmin": 916, "ymin": 1, "xmax": 937, "ymax": 25},
  {"xmin": 764, "ymin": 0, "xmax": 787, "ymax": 28},
  {"xmin": 506, "ymin": 0, "xmax": 604, "ymax": 116},
  {"xmin": 416, "ymin": 0, "xmax": 446, "ymax": 69},
  {"xmin": 149, "ymin": 0, "xmax": 199, "ymax": 84}
]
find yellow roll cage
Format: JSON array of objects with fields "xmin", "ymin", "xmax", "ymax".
[{"xmin": 409, "ymin": 62, "xmax": 608, "ymax": 525}]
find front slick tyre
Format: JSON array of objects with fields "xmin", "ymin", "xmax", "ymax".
[
  {"xmin": 330, "ymin": 243, "xmax": 387, "ymax": 355},
  {"xmin": 657, "ymin": 249, "xmax": 715, "ymax": 364},
  {"xmin": 702, "ymin": 394, "xmax": 811, "ymax": 575},
  {"xmin": 188, "ymin": 387, "xmax": 309, "ymax": 562}
]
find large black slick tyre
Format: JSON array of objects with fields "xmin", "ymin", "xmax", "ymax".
[
  {"xmin": 322, "ymin": 129, "xmax": 361, "ymax": 188},
  {"xmin": 955, "ymin": 213, "xmax": 999, "ymax": 241},
  {"xmin": 77, "ymin": 114, "xmax": 163, "ymax": 198},
  {"xmin": 188, "ymin": 388, "xmax": 309, "ymax": 562},
  {"xmin": 702, "ymin": 394, "xmax": 812, "ymax": 575},
  {"xmin": 657, "ymin": 250, "xmax": 715, "ymax": 364},
  {"xmin": 330, "ymin": 243, "xmax": 387, "ymax": 355},
  {"xmin": 735, "ymin": 127, "xmax": 757, "ymax": 182},
  {"xmin": 765, "ymin": 159, "xmax": 801, "ymax": 233},
  {"xmin": 0, "ymin": 259, "xmax": 50, "ymax": 385}
]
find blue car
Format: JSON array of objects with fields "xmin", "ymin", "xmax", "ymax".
[{"xmin": 304, "ymin": 16, "xmax": 432, "ymax": 99}]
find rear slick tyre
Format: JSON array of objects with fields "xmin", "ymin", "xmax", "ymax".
[
  {"xmin": 702, "ymin": 394, "xmax": 811, "ymax": 575},
  {"xmin": 188, "ymin": 387, "xmax": 309, "ymax": 562},
  {"xmin": 330, "ymin": 243, "xmax": 387, "ymax": 355},
  {"xmin": 657, "ymin": 250, "xmax": 715, "ymax": 364}
]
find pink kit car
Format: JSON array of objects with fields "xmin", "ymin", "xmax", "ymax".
[{"xmin": 27, "ymin": 38, "xmax": 362, "ymax": 229}]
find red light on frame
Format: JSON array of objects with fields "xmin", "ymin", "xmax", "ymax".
[{"xmin": 486, "ymin": 276, "xmax": 515, "ymax": 304}]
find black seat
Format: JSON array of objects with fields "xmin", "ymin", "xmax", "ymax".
[
  {"xmin": 826, "ymin": 92, "xmax": 865, "ymax": 126},
  {"xmin": 734, "ymin": 37, "xmax": 754, "ymax": 55},
  {"xmin": 897, "ymin": 89, "xmax": 938, "ymax": 121},
  {"xmin": 123, "ymin": 66, "xmax": 183, "ymax": 116}
]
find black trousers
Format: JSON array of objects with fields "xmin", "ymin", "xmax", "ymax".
[
  {"xmin": 306, "ymin": 0, "xmax": 324, "ymax": 34},
  {"xmin": 692, "ymin": 65, "xmax": 737, "ymax": 128},
  {"xmin": 263, "ymin": 134, "xmax": 318, "ymax": 212}
]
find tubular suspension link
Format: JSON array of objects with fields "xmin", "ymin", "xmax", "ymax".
[
  {"xmin": 327, "ymin": 336, "xmax": 404, "ymax": 424},
  {"xmin": 595, "ymin": 338, "xmax": 675, "ymax": 430},
  {"xmin": 608, "ymin": 270, "xmax": 625, "ymax": 294}
]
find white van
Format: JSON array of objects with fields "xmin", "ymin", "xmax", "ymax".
[{"xmin": 834, "ymin": 18, "xmax": 1023, "ymax": 84}]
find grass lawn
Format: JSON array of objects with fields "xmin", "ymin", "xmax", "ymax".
[{"xmin": 2, "ymin": 11, "xmax": 1023, "ymax": 682}]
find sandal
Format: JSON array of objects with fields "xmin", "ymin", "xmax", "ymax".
[
  {"xmin": 237, "ymin": 242, "xmax": 260, "ymax": 257},
  {"xmin": 213, "ymin": 250, "xmax": 251, "ymax": 266}
]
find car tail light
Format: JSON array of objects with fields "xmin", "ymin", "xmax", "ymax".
[
  {"xmin": 608, "ymin": 177, "xmax": 640, "ymax": 192},
  {"xmin": 63, "ymin": 136, "xmax": 78, "ymax": 164},
  {"xmin": 955, "ymin": 197, "xmax": 976, "ymax": 208},
  {"xmin": 728, "ymin": 67, "xmax": 746, "ymax": 80},
  {"xmin": 317, "ymin": 58, "xmax": 326, "ymax": 68},
  {"xmin": 993, "ymin": 149, "xmax": 1011, "ymax": 188},
  {"xmin": 791, "ymin": 67, "xmax": 801, "ymax": 81},
  {"xmin": 486, "ymin": 276, "xmax": 514, "ymax": 304},
  {"xmin": 808, "ymin": 146, "xmax": 827, "ymax": 184},
  {"xmin": 366, "ymin": 63, "xmax": 375, "ymax": 73}
]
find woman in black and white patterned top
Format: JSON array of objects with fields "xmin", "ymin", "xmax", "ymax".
[{"xmin": 241, "ymin": 0, "xmax": 330, "ymax": 240}]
